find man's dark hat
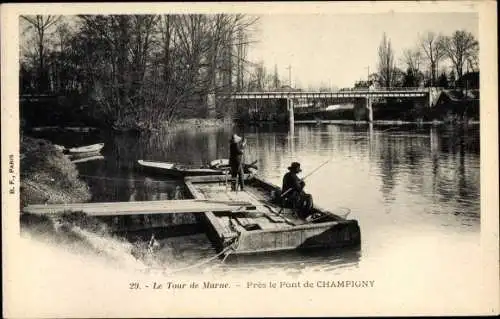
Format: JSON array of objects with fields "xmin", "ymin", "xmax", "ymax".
[{"xmin": 288, "ymin": 162, "xmax": 302, "ymax": 172}]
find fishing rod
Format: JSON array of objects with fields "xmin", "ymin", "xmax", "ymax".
[
  {"xmin": 280, "ymin": 158, "xmax": 332, "ymax": 198},
  {"xmin": 301, "ymin": 159, "xmax": 331, "ymax": 180},
  {"xmin": 279, "ymin": 126, "xmax": 399, "ymax": 198}
]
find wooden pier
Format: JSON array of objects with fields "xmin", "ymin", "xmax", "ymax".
[
  {"xmin": 22, "ymin": 199, "xmax": 256, "ymax": 216},
  {"xmin": 22, "ymin": 174, "xmax": 361, "ymax": 255}
]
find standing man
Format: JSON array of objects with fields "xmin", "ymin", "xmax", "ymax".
[{"xmin": 229, "ymin": 133, "xmax": 246, "ymax": 191}]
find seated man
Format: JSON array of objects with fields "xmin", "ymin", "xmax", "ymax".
[{"xmin": 281, "ymin": 162, "xmax": 313, "ymax": 219}]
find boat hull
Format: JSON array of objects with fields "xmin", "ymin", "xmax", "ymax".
[
  {"xmin": 21, "ymin": 173, "xmax": 361, "ymax": 255},
  {"xmin": 185, "ymin": 175, "xmax": 361, "ymax": 255},
  {"xmin": 137, "ymin": 161, "xmax": 225, "ymax": 178},
  {"xmin": 137, "ymin": 160, "xmax": 256, "ymax": 179},
  {"xmin": 68, "ymin": 143, "xmax": 104, "ymax": 154}
]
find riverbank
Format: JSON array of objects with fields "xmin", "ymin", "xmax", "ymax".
[
  {"xmin": 20, "ymin": 136, "xmax": 92, "ymax": 206},
  {"xmin": 295, "ymin": 119, "xmax": 480, "ymax": 125},
  {"xmin": 20, "ymin": 135, "xmax": 159, "ymax": 268},
  {"xmin": 25, "ymin": 118, "xmax": 234, "ymax": 134}
]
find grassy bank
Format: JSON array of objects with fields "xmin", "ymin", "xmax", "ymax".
[
  {"xmin": 20, "ymin": 136, "xmax": 91, "ymax": 206},
  {"xmin": 19, "ymin": 136, "xmax": 159, "ymax": 268}
]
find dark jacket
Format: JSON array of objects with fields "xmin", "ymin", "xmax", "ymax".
[
  {"xmin": 282, "ymin": 171, "xmax": 305, "ymax": 199},
  {"xmin": 229, "ymin": 141, "xmax": 245, "ymax": 167}
]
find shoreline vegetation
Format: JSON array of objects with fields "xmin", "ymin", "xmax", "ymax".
[
  {"xmin": 25, "ymin": 113, "xmax": 480, "ymax": 134},
  {"xmin": 19, "ymin": 15, "xmax": 479, "ymax": 134},
  {"xmin": 20, "ymin": 136, "xmax": 91, "ymax": 206},
  {"xmin": 25, "ymin": 118, "xmax": 235, "ymax": 133},
  {"xmin": 20, "ymin": 136, "xmax": 160, "ymax": 267}
]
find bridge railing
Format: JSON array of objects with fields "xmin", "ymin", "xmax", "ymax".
[
  {"xmin": 220, "ymin": 87, "xmax": 429, "ymax": 95},
  {"xmin": 340, "ymin": 87, "xmax": 428, "ymax": 92}
]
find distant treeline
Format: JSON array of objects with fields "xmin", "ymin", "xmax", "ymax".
[
  {"xmin": 19, "ymin": 15, "xmax": 259, "ymax": 131},
  {"xmin": 354, "ymin": 30, "xmax": 479, "ymax": 90}
]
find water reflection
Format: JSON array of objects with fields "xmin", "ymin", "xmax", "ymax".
[
  {"xmin": 218, "ymin": 246, "xmax": 361, "ymax": 274},
  {"xmin": 28, "ymin": 123, "xmax": 480, "ymax": 273},
  {"xmin": 83, "ymin": 124, "xmax": 479, "ymax": 225}
]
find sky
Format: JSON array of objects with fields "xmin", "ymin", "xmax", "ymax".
[{"xmin": 246, "ymin": 12, "xmax": 479, "ymax": 89}]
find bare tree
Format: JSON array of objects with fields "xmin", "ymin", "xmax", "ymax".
[
  {"xmin": 441, "ymin": 30, "xmax": 479, "ymax": 81},
  {"xmin": 19, "ymin": 13, "xmax": 259, "ymax": 130},
  {"xmin": 401, "ymin": 48, "xmax": 422, "ymax": 75},
  {"xmin": 400, "ymin": 48, "xmax": 424, "ymax": 87},
  {"xmin": 248, "ymin": 60, "xmax": 267, "ymax": 91},
  {"xmin": 377, "ymin": 33, "xmax": 395, "ymax": 87},
  {"xmin": 21, "ymin": 15, "xmax": 61, "ymax": 92},
  {"xmin": 419, "ymin": 31, "xmax": 445, "ymax": 86},
  {"xmin": 273, "ymin": 64, "xmax": 280, "ymax": 89}
]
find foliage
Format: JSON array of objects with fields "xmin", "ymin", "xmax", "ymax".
[
  {"xmin": 419, "ymin": 31, "xmax": 446, "ymax": 87},
  {"xmin": 402, "ymin": 67, "xmax": 424, "ymax": 87},
  {"xmin": 437, "ymin": 72, "xmax": 449, "ymax": 88},
  {"xmin": 377, "ymin": 33, "xmax": 396, "ymax": 87},
  {"xmin": 20, "ymin": 136, "xmax": 91, "ymax": 205},
  {"xmin": 375, "ymin": 29, "xmax": 478, "ymax": 89},
  {"xmin": 19, "ymin": 14, "xmax": 259, "ymax": 130},
  {"xmin": 440, "ymin": 30, "xmax": 479, "ymax": 84}
]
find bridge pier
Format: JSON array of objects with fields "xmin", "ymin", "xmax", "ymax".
[
  {"xmin": 366, "ymin": 97, "xmax": 373, "ymax": 122},
  {"xmin": 287, "ymin": 98, "xmax": 294, "ymax": 124}
]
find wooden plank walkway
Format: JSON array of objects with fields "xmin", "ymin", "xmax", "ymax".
[{"xmin": 22, "ymin": 199, "xmax": 255, "ymax": 216}]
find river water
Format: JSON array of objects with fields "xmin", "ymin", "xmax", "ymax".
[
  {"xmin": 32, "ymin": 125, "xmax": 480, "ymax": 272},
  {"xmin": 25, "ymin": 123, "xmax": 485, "ymax": 312}
]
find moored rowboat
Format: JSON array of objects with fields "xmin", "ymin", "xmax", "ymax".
[
  {"xmin": 137, "ymin": 159, "xmax": 258, "ymax": 178},
  {"xmin": 209, "ymin": 158, "xmax": 258, "ymax": 171},
  {"xmin": 54, "ymin": 143, "xmax": 105, "ymax": 155},
  {"xmin": 137, "ymin": 160, "xmax": 226, "ymax": 178},
  {"xmin": 68, "ymin": 143, "xmax": 104, "ymax": 154}
]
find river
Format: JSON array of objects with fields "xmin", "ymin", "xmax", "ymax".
[
  {"xmin": 31, "ymin": 123, "xmax": 480, "ymax": 264},
  {"xmin": 24, "ymin": 124, "xmax": 484, "ymax": 314},
  {"xmin": 26, "ymin": 123, "xmax": 484, "ymax": 310}
]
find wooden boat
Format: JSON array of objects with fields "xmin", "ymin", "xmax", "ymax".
[
  {"xmin": 209, "ymin": 158, "xmax": 229, "ymax": 168},
  {"xmin": 22, "ymin": 173, "xmax": 360, "ymax": 255},
  {"xmin": 209, "ymin": 158, "xmax": 258, "ymax": 171},
  {"xmin": 54, "ymin": 143, "xmax": 105, "ymax": 155},
  {"xmin": 137, "ymin": 159, "xmax": 258, "ymax": 178},
  {"xmin": 184, "ymin": 174, "xmax": 361, "ymax": 255},
  {"xmin": 137, "ymin": 160, "xmax": 227, "ymax": 178},
  {"xmin": 68, "ymin": 143, "xmax": 104, "ymax": 154}
]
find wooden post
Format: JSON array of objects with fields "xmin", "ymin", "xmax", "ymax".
[{"xmin": 366, "ymin": 97, "xmax": 373, "ymax": 122}]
